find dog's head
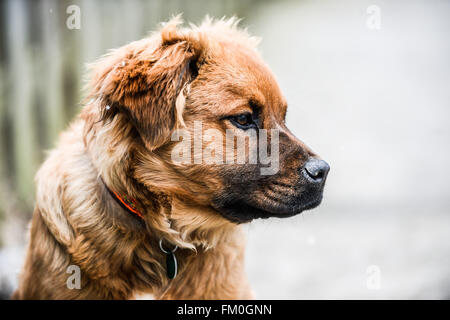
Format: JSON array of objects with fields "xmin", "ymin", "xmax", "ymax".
[{"xmin": 87, "ymin": 17, "xmax": 329, "ymax": 225}]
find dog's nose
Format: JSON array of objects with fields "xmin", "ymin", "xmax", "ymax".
[{"xmin": 302, "ymin": 158, "xmax": 330, "ymax": 183}]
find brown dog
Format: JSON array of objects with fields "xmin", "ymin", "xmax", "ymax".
[{"xmin": 12, "ymin": 17, "xmax": 329, "ymax": 299}]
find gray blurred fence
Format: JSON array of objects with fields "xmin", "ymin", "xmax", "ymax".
[{"xmin": 0, "ymin": 0, "xmax": 262, "ymax": 236}]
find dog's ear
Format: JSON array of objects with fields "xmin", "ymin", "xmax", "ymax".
[{"xmin": 89, "ymin": 19, "xmax": 201, "ymax": 150}]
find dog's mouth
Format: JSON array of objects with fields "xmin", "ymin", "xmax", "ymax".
[{"xmin": 212, "ymin": 186, "xmax": 325, "ymax": 224}]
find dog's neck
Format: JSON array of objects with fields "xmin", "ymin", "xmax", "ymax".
[
  {"xmin": 82, "ymin": 109, "xmax": 237, "ymax": 252},
  {"xmin": 101, "ymin": 172, "xmax": 236, "ymax": 251}
]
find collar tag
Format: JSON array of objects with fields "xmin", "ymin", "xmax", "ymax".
[{"xmin": 159, "ymin": 239, "xmax": 178, "ymax": 279}]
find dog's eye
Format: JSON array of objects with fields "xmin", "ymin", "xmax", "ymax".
[{"xmin": 230, "ymin": 113, "xmax": 255, "ymax": 129}]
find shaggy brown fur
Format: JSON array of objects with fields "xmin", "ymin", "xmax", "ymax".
[{"xmin": 12, "ymin": 16, "xmax": 328, "ymax": 300}]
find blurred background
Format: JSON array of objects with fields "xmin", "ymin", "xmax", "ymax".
[{"xmin": 0, "ymin": 0, "xmax": 449, "ymax": 299}]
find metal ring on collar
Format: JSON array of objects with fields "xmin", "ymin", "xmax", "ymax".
[{"xmin": 159, "ymin": 239, "xmax": 178, "ymax": 254}]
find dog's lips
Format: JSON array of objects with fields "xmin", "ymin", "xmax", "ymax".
[{"xmin": 213, "ymin": 189, "xmax": 324, "ymax": 224}]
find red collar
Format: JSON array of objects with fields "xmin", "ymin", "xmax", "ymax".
[
  {"xmin": 102, "ymin": 179, "xmax": 144, "ymax": 220},
  {"xmin": 101, "ymin": 178, "xmax": 179, "ymax": 279}
]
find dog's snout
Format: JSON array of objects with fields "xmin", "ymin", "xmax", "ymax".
[{"xmin": 302, "ymin": 158, "xmax": 330, "ymax": 183}]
